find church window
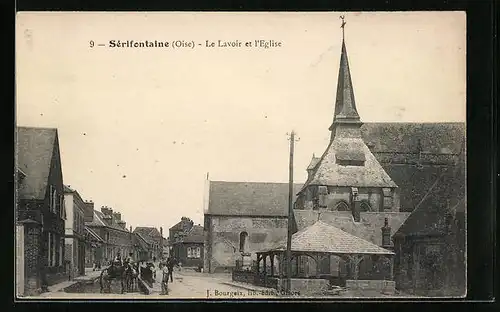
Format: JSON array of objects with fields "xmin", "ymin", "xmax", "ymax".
[
  {"xmin": 239, "ymin": 232, "xmax": 248, "ymax": 253},
  {"xmin": 360, "ymin": 201, "xmax": 372, "ymax": 212},
  {"xmin": 333, "ymin": 201, "xmax": 349, "ymax": 211}
]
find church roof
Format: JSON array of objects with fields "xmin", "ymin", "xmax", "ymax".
[
  {"xmin": 265, "ymin": 220, "xmax": 393, "ymax": 255},
  {"xmin": 361, "ymin": 122, "xmax": 465, "ymax": 212},
  {"xmin": 395, "ymin": 140, "xmax": 465, "ymax": 237},
  {"xmin": 329, "ymin": 40, "xmax": 361, "ymax": 131},
  {"xmin": 361, "ymin": 122, "xmax": 465, "ymax": 155},
  {"xmin": 306, "ymin": 138, "xmax": 397, "ymax": 189},
  {"xmin": 307, "ymin": 155, "xmax": 321, "ymax": 170},
  {"xmin": 206, "ymin": 181, "xmax": 303, "ymax": 217},
  {"xmin": 16, "ymin": 126, "xmax": 59, "ymax": 200}
]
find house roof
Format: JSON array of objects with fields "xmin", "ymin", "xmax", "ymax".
[
  {"xmin": 179, "ymin": 225, "xmax": 204, "ymax": 244},
  {"xmin": 264, "ymin": 220, "xmax": 393, "ymax": 255},
  {"xmin": 86, "ymin": 210, "xmax": 106, "ymax": 227},
  {"xmin": 134, "ymin": 227, "xmax": 163, "ymax": 238},
  {"xmin": 134, "ymin": 232, "xmax": 152, "ymax": 250},
  {"xmin": 169, "ymin": 221, "xmax": 184, "ymax": 231},
  {"xmin": 85, "ymin": 226, "xmax": 104, "ymax": 242},
  {"xmin": 16, "ymin": 126, "xmax": 58, "ymax": 200},
  {"xmin": 293, "ymin": 210, "xmax": 410, "ymax": 246},
  {"xmin": 206, "ymin": 181, "xmax": 303, "ymax": 217}
]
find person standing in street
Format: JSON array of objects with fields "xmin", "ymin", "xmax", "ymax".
[{"xmin": 166, "ymin": 257, "xmax": 174, "ymax": 283}]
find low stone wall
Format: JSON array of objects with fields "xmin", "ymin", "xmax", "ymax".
[
  {"xmin": 345, "ymin": 280, "xmax": 395, "ymax": 295},
  {"xmin": 232, "ymin": 271, "xmax": 256, "ymax": 284},
  {"xmin": 287, "ymin": 278, "xmax": 329, "ymax": 295}
]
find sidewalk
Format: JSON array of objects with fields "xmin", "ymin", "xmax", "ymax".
[{"xmin": 41, "ymin": 268, "xmax": 102, "ymax": 295}]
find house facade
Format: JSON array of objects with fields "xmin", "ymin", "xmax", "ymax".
[
  {"xmin": 133, "ymin": 227, "xmax": 166, "ymax": 260},
  {"xmin": 63, "ymin": 185, "xmax": 87, "ymax": 278},
  {"xmin": 171, "ymin": 224, "xmax": 204, "ymax": 268},
  {"xmin": 16, "ymin": 126, "xmax": 67, "ymax": 295},
  {"xmin": 203, "ymin": 181, "xmax": 303, "ymax": 273},
  {"xmin": 84, "ymin": 205, "xmax": 135, "ymax": 264},
  {"xmin": 81, "ymin": 200, "xmax": 105, "ymax": 268},
  {"xmin": 132, "ymin": 231, "xmax": 152, "ymax": 262}
]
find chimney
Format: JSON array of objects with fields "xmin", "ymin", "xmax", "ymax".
[
  {"xmin": 101, "ymin": 206, "xmax": 113, "ymax": 225},
  {"xmin": 129, "ymin": 225, "xmax": 133, "ymax": 232},
  {"xmin": 101, "ymin": 206, "xmax": 113, "ymax": 216},
  {"xmin": 117, "ymin": 220, "xmax": 126, "ymax": 229},
  {"xmin": 381, "ymin": 217, "xmax": 392, "ymax": 249},
  {"xmin": 113, "ymin": 212, "xmax": 122, "ymax": 221},
  {"xmin": 83, "ymin": 200, "xmax": 95, "ymax": 223}
]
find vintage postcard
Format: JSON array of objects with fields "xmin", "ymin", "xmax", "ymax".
[{"xmin": 15, "ymin": 11, "xmax": 466, "ymax": 300}]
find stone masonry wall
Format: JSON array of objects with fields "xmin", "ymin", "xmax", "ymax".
[{"xmin": 207, "ymin": 216, "xmax": 288, "ymax": 273}]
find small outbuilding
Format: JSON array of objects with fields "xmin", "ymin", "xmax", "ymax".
[{"xmin": 255, "ymin": 221, "xmax": 396, "ymax": 295}]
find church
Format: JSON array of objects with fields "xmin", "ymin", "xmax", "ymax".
[{"xmin": 203, "ymin": 23, "xmax": 465, "ymax": 296}]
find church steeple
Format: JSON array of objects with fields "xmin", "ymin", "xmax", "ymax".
[{"xmin": 329, "ymin": 16, "xmax": 362, "ymax": 141}]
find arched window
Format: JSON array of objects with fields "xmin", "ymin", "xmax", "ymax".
[
  {"xmin": 360, "ymin": 201, "xmax": 372, "ymax": 212},
  {"xmin": 334, "ymin": 201, "xmax": 350, "ymax": 211},
  {"xmin": 239, "ymin": 232, "xmax": 248, "ymax": 252}
]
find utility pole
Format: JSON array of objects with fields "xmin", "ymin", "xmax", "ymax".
[{"xmin": 286, "ymin": 130, "xmax": 299, "ymax": 293}]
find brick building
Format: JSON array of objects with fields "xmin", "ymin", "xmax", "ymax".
[
  {"xmin": 16, "ymin": 126, "xmax": 67, "ymax": 296},
  {"xmin": 133, "ymin": 227, "xmax": 166, "ymax": 261},
  {"xmin": 171, "ymin": 224, "xmax": 204, "ymax": 268},
  {"xmin": 132, "ymin": 231, "xmax": 153, "ymax": 262},
  {"xmin": 84, "ymin": 205, "xmax": 135, "ymax": 264},
  {"xmin": 63, "ymin": 185, "xmax": 88, "ymax": 278}
]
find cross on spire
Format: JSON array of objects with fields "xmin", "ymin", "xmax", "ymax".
[{"xmin": 340, "ymin": 15, "xmax": 346, "ymax": 40}]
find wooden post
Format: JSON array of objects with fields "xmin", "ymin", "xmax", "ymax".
[
  {"xmin": 389, "ymin": 255, "xmax": 394, "ymax": 280},
  {"xmin": 315, "ymin": 254, "xmax": 321, "ymax": 278},
  {"xmin": 286, "ymin": 130, "xmax": 298, "ymax": 293},
  {"xmin": 270, "ymin": 254, "xmax": 274, "ymax": 276},
  {"xmin": 279, "ymin": 253, "xmax": 284, "ymax": 291}
]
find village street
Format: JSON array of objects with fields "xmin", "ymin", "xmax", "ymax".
[{"xmin": 37, "ymin": 268, "xmax": 276, "ymax": 299}]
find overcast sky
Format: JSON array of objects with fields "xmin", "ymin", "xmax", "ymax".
[{"xmin": 16, "ymin": 12, "xmax": 466, "ymax": 232}]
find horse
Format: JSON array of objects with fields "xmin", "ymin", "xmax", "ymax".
[
  {"xmin": 123, "ymin": 263, "xmax": 139, "ymax": 293},
  {"xmin": 99, "ymin": 262, "xmax": 126, "ymax": 294}
]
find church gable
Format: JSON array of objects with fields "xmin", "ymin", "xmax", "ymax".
[{"xmin": 308, "ymin": 138, "xmax": 397, "ymax": 189}]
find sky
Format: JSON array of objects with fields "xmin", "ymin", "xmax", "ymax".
[{"xmin": 16, "ymin": 12, "xmax": 466, "ymax": 233}]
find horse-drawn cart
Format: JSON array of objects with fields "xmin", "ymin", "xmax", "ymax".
[{"xmin": 99, "ymin": 262, "xmax": 139, "ymax": 294}]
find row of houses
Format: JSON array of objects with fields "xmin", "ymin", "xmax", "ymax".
[{"xmin": 15, "ymin": 126, "xmax": 167, "ymax": 296}]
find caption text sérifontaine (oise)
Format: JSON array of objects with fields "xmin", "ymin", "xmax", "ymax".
[{"xmin": 89, "ymin": 39, "xmax": 283, "ymax": 50}]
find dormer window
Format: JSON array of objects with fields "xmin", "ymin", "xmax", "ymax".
[{"xmin": 335, "ymin": 149, "xmax": 365, "ymax": 166}]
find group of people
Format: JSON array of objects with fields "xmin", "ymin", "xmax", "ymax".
[{"xmin": 93, "ymin": 252, "xmax": 180, "ymax": 284}]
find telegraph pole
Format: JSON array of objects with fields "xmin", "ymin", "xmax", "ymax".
[{"xmin": 286, "ymin": 130, "xmax": 299, "ymax": 293}]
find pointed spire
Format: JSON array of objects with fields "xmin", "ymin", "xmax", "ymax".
[{"xmin": 329, "ymin": 15, "xmax": 362, "ymax": 139}]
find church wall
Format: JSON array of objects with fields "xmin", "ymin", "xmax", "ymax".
[
  {"xmin": 299, "ymin": 186, "xmax": 398, "ymax": 213},
  {"xmin": 205, "ymin": 215, "xmax": 288, "ymax": 273}
]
